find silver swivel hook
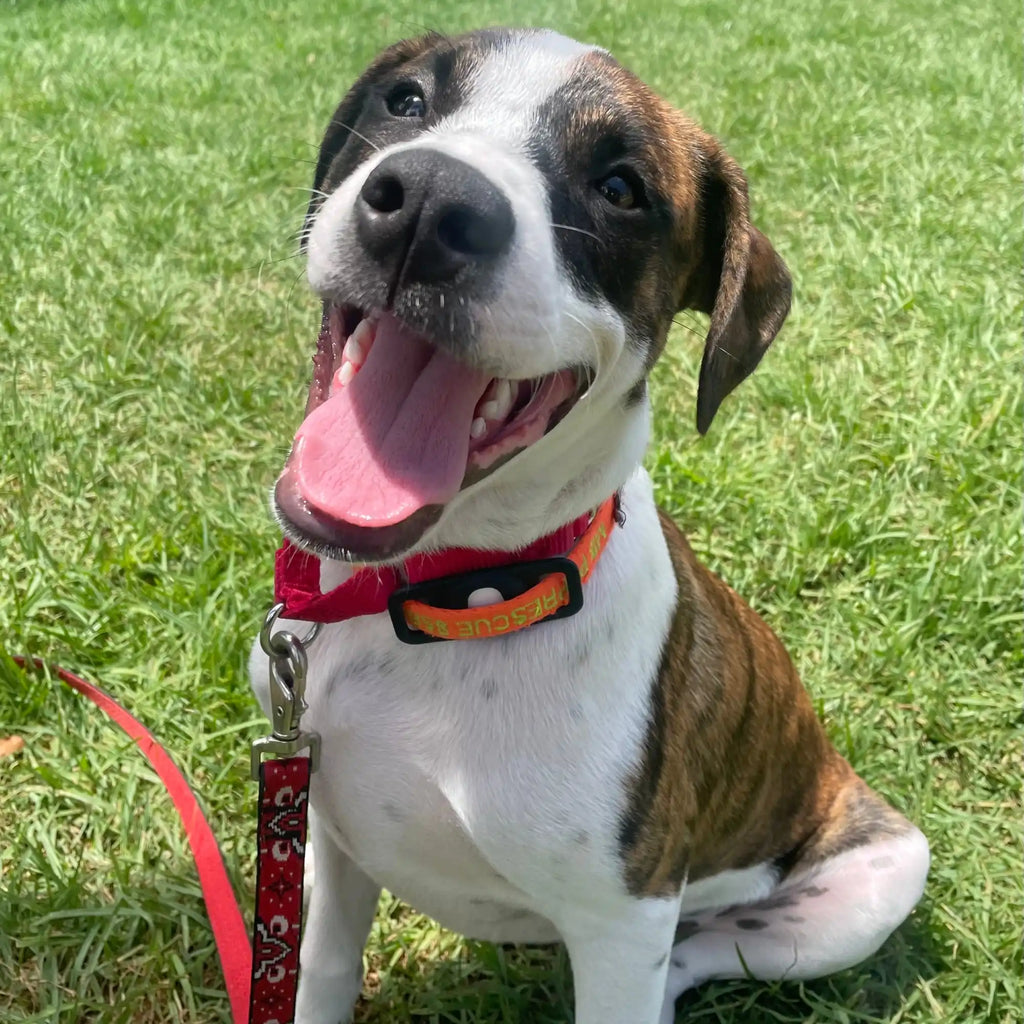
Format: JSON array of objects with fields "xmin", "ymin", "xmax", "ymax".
[{"xmin": 250, "ymin": 603, "xmax": 323, "ymax": 780}]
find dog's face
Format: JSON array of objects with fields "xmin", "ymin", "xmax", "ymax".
[{"xmin": 275, "ymin": 29, "xmax": 791, "ymax": 562}]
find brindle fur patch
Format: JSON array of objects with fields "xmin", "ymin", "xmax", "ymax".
[{"xmin": 618, "ymin": 512, "xmax": 918, "ymax": 897}]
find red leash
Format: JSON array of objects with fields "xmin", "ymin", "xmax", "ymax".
[{"xmin": 12, "ymin": 624, "xmax": 317, "ymax": 1024}]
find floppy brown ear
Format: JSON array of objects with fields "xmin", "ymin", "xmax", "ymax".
[
  {"xmin": 302, "ymin": 33, "xmax": 445, "ymax": 246},
  {"xmin": 682, "ymin": 142, "xmax": 792, "ymax": 434}
]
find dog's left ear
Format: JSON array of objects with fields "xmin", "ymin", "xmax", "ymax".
[{"xmin": 681, "ymin": 141, "xmax": 792, "ymax": 434}]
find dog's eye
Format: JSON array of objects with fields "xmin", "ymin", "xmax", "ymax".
[
  {"xmin": 596, "ymin": 171, "xmax": 644, "ymax": 210},
  {"xmin": 387, "ymin": 85, "xmax": 427, "ymax": 118}
]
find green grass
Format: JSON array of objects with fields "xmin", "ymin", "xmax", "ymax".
[{"xmin": 0, "ymin": 0, "xmax": 1019, "ymax": 1021}]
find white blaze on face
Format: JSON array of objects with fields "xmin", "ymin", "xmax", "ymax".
[{"xmin": 436, "ymin": 31, "xmax": 600, "ymax": 146}]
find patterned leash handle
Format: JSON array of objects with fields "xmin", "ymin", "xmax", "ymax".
[
  {"xmin": 250, "ymin": 757, "xmax": 312, "ymax": 1023},
  {"xmin": 248, "ymin": 604, "xmax": 322, "ymax": 1024}
]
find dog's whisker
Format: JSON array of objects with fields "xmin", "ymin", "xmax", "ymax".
[
  {"xmin": 250, "ymin": 251, "xmax": 304, "ymax": 275},
  {"xmin": 325, "ymin": 118, "xmax": 381, "ymax": 152},
  {"xmin": 671, "ymin": 316, "xmax": 706, "ymax": 340},
  {"xmin": 287, "ymin": 186, "xmax": 332, "ymax": 201},
  {"xmin": 285, "ymin": 135, "xmax": 323, "ymax": 152},
  {"xmin": 550, "ymin": 223, "xmax": 601, "ymax": 243},
  {"xmin": 563, "ymin": 310, "xmax": 603, "ymax": 381},
  {"xmin": 677, "ymin": 310, "xmax": 706, "ymax": 328},
  {"xmin": 276, "ymin": 156, "xmax": 319, "ymax": 168},
  {"xmin": 286, "ymin": 262, "xmax": 311, "ymax": 303}
]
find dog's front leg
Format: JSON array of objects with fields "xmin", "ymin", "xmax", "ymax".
[
  {"xmin": 295, "ymin": 817, "xmax": 381, "ymax": 1024},
  {"xmin": 561, "ymin": 895, "xmax": 682, "ymax": 1024}
]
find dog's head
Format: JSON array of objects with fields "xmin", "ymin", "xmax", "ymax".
[{"xmin": 275, "ymin": 28, "xmax": 791, "ymax": 562}]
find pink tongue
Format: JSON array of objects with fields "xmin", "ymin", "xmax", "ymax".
[{"xmin": 290, "ymin": 314, "xmax": 491, "ymax": 528}]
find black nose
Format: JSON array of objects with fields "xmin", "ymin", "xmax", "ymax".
[{"xmin": 356, "ymin": 149, "xmax": 515, "ymax": 285}]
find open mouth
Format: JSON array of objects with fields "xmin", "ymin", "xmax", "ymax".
[{"xmin": 274, "ymin": 303, "xmax": 586, "ymax": 560}]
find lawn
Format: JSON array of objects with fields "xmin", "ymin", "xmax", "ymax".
[{"xmin": 0, "ymin": 0, "xmax": 1019, "ymax": 1022}]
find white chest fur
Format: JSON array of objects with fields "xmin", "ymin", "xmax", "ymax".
[{"xmin": 250, "ymin": 470, "xmax": 676, "ymax": 939}]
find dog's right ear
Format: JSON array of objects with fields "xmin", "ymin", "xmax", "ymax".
[
  {"xmin": 680, "ymin": 138, "xmax": 792, "ymax": 435},
  {"xmin": 301, "ymin": 33, "xmax": 445, "ymax": 247}
]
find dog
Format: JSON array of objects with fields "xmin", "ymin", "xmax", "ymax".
[{"xmin": 250, "ymin": 28, "xmax": 929, "ymax": 1024}]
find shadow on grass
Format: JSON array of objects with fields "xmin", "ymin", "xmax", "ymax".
[{"xmin": 355, "ymin": 906, "xmax": 941, "ymax": 1023}]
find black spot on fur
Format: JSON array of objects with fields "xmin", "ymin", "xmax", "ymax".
[
  {"xmin": 674, "ymin": 919, "xmax": 701, "ymax": 943},
  {"xmin": 625, "ymin": 379, "xmax": 647, "ymax": 406},
  {"xmin": 654, "ymin": 952, "xmax": 668, "ymax": 969},
  {"xmin": 671, "ymin": 955, "xmax": 686, "ymax": 969},
  {"xmin": 570, "ymin": 634, "xmax": 590, "ymax": 665},
  {"xmin": 481, "ymin": 677, "xmax": 497, "ymax": 700},
  {"xmin": 736, "ymin": 918, "xmax": 769, "ymax": 931},
  {"xmin": 344, "ymin": 652, "xmax": 375, "ymax": 678},
  {"xmin": 802, "ymin": 885, "xmax": 829, "ymax": 897},
  {"xmin": 329, "ymin": 651, "xmax": 378, "ymax": 694},
  {"xmin": 382, "ymin": 802, "xmax": 404, "ymax": 823}
]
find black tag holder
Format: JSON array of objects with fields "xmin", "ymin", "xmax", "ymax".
[{"xmin": 387, "ymin": 557, "xmax": 584, "ymax": 645}]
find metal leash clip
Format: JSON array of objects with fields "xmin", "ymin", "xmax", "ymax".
[{"xmin": 250, "ymin": 602, "xmax": 322, "ymax": 780}]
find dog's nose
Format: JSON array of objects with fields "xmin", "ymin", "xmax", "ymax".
[{"xmin": 356, "ymin": 149, "xmax": 515, "ymax": 284}]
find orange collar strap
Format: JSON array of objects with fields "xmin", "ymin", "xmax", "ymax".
[{"xmin": 387, "ymin": 495, "xmax": 619, "ymax": 643}]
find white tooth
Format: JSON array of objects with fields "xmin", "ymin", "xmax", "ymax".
[
  {"xmin": 478, "ymin": 379, "xmax": 515, "ymax": 422},
  {"xmin": 470, "ymin": 417, "xmax": 487, "ymax": 439},
  {"xmin": 335, "ymin": 361, "xmax": 356, "ymax": 388},
  {"xmin": 344, "ymin": 319, "xmax": 374, "ymax": 367},
  {"xmin": 473, "ymin": 378, "xmax": 517, "ymax": 423},
  {"xmin": 341, "ymin": 336, "xmax": 362, "ymax": 368},
  {"xmin": 474, "ymin": 380, "xmax": 498, "ymax": 420}
]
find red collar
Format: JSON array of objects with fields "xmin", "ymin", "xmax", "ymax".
[{"xmin": 274, "ymin": 496, "xmax": 619, "ymax": 642}]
